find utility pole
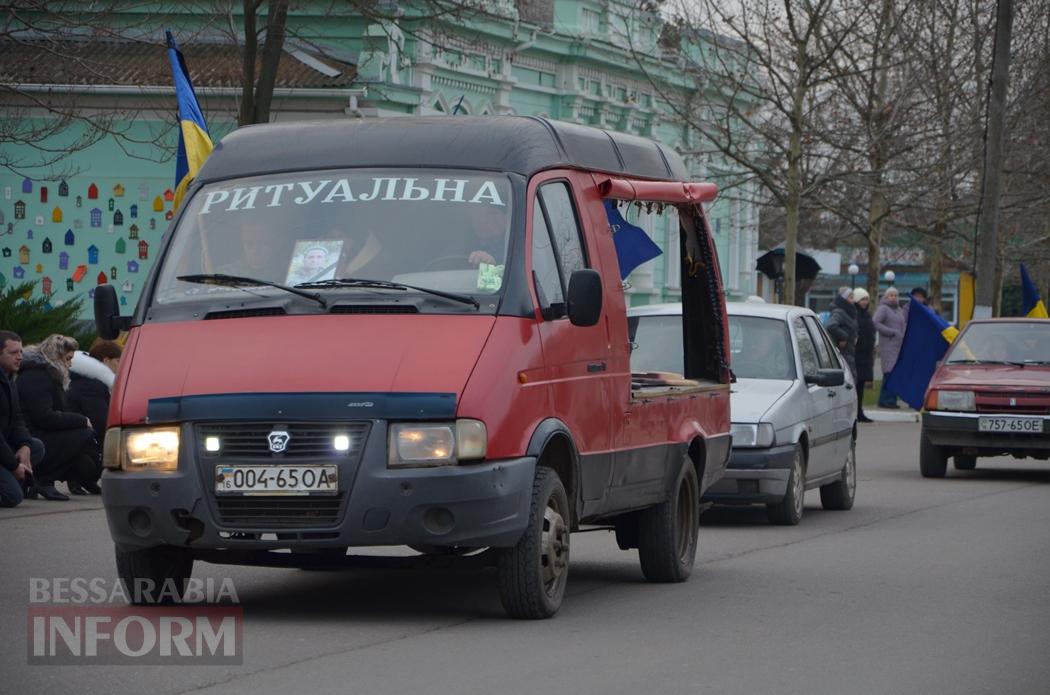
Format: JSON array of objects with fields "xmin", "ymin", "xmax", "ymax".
[{"xmin": 973, "ymin": 0, "xmax": 1014, "ymax": 318}]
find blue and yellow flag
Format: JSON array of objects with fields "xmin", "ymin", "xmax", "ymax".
[
  {"xmin": 885, "ymin": 301, "xmax": 958, "ymax": 410},
  {"xmin": 1020, "ymin": 263, "xmax": 1048, "ymax": 318},
  {"xmin": 166, "ymin": 30, "xmax": 213, "ymax": 211}
]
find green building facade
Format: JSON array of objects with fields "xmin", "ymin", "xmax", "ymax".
[{"xmin": 0, "ymin": 1, "xmax": 759, "ymax": 317}]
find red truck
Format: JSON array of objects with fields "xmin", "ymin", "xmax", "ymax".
[{"xmin": 94, "ymin": 116, "xmax": 731, "ymax": 618}]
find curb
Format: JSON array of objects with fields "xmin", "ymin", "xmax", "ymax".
[{"xmin": 863, "ymin": 408, "xmax": 920, "ymax": 423}]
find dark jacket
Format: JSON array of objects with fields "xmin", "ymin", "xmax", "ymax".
[
  {"xmin": 16, "ymin": 351, "xmax": 90, "ymax": 435},
  {"xmin": 825, "ymin": 295, "xmax": 859, "ymax": 357},
  {"xmin": 1, "ymin": 370, "xmax": 33, "ymax": 472},
  {"xmin": 67, "ymin": 372, "xmax": 110, "ymax": 441},
  {"xmin": 855, "ymin": 304, "xmax": 876, "ymax": 383}
]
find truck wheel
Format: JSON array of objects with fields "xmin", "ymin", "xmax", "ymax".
[
  {"xmin": 820, "ymin": 437, "xmax": 857, "ymax": 511},
  {"xmin": 115, "ymin": 545, "xmax": 193, "ymax": 605},
  {"xmin": 954, "ymin": 454, "xmax": 977, "ymax": 471},
  {"xmin": 919, "ymin": 430, "xmax": 948, "ymax": 478},
  {"xmin": 767, "ymin": 444, "xmax": 805, "ymax": 525},
  {"xmin": 637, "ymin": 460, "xmax": 699, "ymax": 583},
  {"xmin": 497, "ymin": 466, "xmax": 570, "ymax": 619}
]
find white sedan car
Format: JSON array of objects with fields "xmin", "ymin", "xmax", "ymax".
[{"xmin": 627, "ymin": 302, "xmax": 857, "ymax": 525}]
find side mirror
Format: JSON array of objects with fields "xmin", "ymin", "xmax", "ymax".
[
  {"xmin": 805, "ymin": 368, "xmax": 845, "ymax": 387},
  {"xmin": 94, "ymin": 284, "xmax": 129, "ymax": 340},
  {"xmin": 566, "ymin": 269, "xmax": 603, "ymax": 327}
]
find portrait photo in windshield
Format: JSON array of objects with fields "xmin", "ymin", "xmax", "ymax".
[{"xmin": 153, "ymin": 169, "xmax": 513, "ymax": 305}]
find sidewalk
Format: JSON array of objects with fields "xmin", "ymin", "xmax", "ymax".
[
  {"xmin": 863, "ymin": 407, "xmax": 920, "ymax": 423},
  {"xmin": 0, "ymin": 484, "xmax": 104, "ymax": 521}
]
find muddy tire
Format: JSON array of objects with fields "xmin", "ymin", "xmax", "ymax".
[
  {"xmin": 115, "ymin": 545, "xmax": 193, "ymax": 605},
  {"xmin": 767, "ymin": 444, "xmax": 805, "ymax": 525},
  {"xmin": 497, "ymin": 467, "xmax": 570, "ymax": 619},
  {"xmin": 637, "ymin": 460, "xmax": 700, "ymax": 582}
]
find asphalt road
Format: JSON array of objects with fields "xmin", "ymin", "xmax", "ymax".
[{"xmin": 3, "ymin": 421, "xmax": 1049, "ymax": 695}]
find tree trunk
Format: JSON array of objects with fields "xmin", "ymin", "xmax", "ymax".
[
  {"xmin": 866, "ymin": 232, "xmax": 881, "ymax": 301},
  {"xmin": 928, "ymin": 239, "xmax": 943, "ymax": 313},
  {"xmin": 783, "ymin": 92, "xmax": 805, "ymax": 306},
  {"xmin": 238, "ymin": 0, "xmax": 258, "ymax": 127},
  {"xmin": 252, "ymin": 0, "xmax": 289, "ymax": 124}
]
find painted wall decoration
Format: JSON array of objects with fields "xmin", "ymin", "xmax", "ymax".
[
  {"xmin": 153, "ymin": 196, "xmax": 164, "ymax": 212},
  {"xmin": 108, "ymin": 198, "xmax": 115, "ymax": 212},
  {"xmin": 1, "ymin": 173, "xmax": 164, "ymax": 318},
  {"xmin": 96, "ymin": 271, "xmax": 107, "ymax": 285},
  {"xmin": 163, "ymin": 188, "xmax": 174, "ymax": 201},
  {"xmin": 121, "ymin": 280, "xmax": 133, "ymax": 293},
  {"xmin": 22, "ymin": 178, "xmax": 32, "ymax": 193}
]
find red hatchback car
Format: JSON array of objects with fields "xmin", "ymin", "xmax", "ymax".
[{"xmin": 920, "ymin": 319, "xmax": 1050, "ymax": 477}]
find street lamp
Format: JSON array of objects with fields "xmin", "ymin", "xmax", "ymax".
[
  {"xmin": 848, "ymin": 263, "xmax": 860, "ymax": 290},
  {"xmin": 884, "ymin": 269, "xmax": 896, "ymax": 286}
]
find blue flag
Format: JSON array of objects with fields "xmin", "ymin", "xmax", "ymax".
[
  {"xmin": 604, "ymin": 200, "xmax": 663, "ymax": 280},
  {"xmin": 166, "ymin": 29, "xmax": 213, "ymax": 211},
  {"xmin": 885, "ymin": 301, "xmax": 959, "ymax": 409}
]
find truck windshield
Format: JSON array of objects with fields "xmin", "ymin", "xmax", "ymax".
[{"xmin": 152, "ymin": 169, "xmax": 513, "ymax": 307}]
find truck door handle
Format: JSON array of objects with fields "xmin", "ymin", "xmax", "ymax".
[{"xmin": 587, "ymin": 361, "xmax": 607, "ymax": 373}]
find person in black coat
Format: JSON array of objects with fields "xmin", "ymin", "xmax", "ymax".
[
  {"xmin": 68, "ymin": 339, "xmax": 122, "ymax": 442},
  {"xmin": 825, "ymin": 287, "xmax": 859, "ymax": 382},
  {"xmin": 853, "ymin": 288, "xmax": 876, "ymax": 422},
  {"xmin": 0, "ymin": 330, "xmax": 45, "ymax": 507},
  {"xmin": 16, "ymin": 335, "xmax": 99, "ymax": 500}
]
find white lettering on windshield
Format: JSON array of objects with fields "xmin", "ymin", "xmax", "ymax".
[{"xmin": 198, "ymin": 177, "xmax": 507, "ymax": 214}]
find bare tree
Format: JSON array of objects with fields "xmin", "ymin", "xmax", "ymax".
[{"xmin": 651, "ymin": 0, "xmax": 858, "ymax": 304}]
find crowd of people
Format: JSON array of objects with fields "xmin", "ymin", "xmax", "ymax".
[
  {"xmin": 0, "ymin": 330, "xmax": 122, "ymax": 507},
  {"xmin": 822, "ymin": 284, "xmax": 929, "ymax": 422}
]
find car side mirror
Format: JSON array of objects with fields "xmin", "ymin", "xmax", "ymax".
[
  {"xmin": 566, "ymin": 269, "xmax": 603, "ymax": 327},
  {"xmin": 94, "ymin": 284, "xmax": 130, "ymax": 340},
  {"xmin": 805, "ymin": 368, "xmax": 845, "ymax": 387}
]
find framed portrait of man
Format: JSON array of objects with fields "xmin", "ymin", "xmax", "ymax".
[{"xmin": 286, "ymin": 239, "xmax": 343, "ymax": 285}]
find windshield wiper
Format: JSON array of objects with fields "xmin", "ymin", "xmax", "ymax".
[
  {"xmin": 177, "ymin": 274, "xmax": 327, "ymax": 309},
  {"xmin": 295, "ymin": 277, "xmax": 480, "ymax": 309},
  {"xmin": 947, "ymin": 359, "xmax": 1026, "ymax": 367}
]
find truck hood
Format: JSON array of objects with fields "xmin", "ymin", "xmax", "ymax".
[
  {"xmin": 936, "ymin": 364, "xmax": 1050, "ymax": 390},
  {"xmin": 730, "ymin": 378, "xmax": 794, "ymax": 423},
  {"xmin": 117, "ymin": 314, "xmax": 496, "ymax": 424}
]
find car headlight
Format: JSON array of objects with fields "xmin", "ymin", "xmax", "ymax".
[
  {"xmin": 731, "ymin": 422, "xmax": 776, "ymax": 448},
  {"xmin": 935, "ymin": 390, "xmax": 976, "ymax": 412},
  {"xmin": 388, "ymin": 419, "xmax": 487, "ymax": 468},
  {"xmin": 104, "ymin": 427, "xmax": 180, "ymax": 471}
]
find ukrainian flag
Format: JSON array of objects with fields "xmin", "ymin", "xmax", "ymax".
[
  {"xmin": 167, "ymin": 30, "xmax": 213, "ymax": 211},
  {"xmin": 1020, "ymin": 263, "xmax": 1049, "ymax": 318},
  {"xmin": 885, "ymin": 301, "xmax": 958, "ymax": 410}
]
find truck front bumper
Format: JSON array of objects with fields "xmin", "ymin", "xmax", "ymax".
[{"xmin": 102, "ymin": 421, "xmax": 535, "ymax": 553}]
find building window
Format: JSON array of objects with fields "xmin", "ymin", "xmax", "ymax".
[{"xmin": 582, "ymin": 8, "xmax": 602, "ymax": 34}]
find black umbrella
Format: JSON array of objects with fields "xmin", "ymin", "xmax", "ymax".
[{"xmin": 755, "ymin": 248, "xmax": 822, "ymax": 280}]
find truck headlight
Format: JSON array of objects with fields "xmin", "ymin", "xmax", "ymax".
[
  {"xmin": 388, "ymin": 419, "xmax": 487, "ymax": 468},
  {"xmin": 731, "ymin": 422, "xmax": 776, "ymax": 448},
  {"xmin": 104, "ymin": 427, "xmax": 180, "ymax": 471},
  {"xmin": 936, "ymin": 390, "xmax": 976, "ymax": 412}
]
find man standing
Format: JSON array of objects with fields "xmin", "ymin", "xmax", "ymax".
[{"xmin": 0, "ymin": 330, "xmax": 44, "ymax": 507}]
